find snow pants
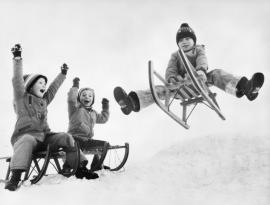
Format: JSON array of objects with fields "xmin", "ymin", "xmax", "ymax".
[
  {"xmin": 10, "ymin": 132, "xmax": 78, "ymax": 171},
  {"xmin": 134, "ymin": 69, "xmax": 242, "ymax": 110}
]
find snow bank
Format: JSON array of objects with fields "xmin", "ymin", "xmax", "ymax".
[{"xmin": 1, "ymin": 134, "xmax": 270, "ymax": 205}]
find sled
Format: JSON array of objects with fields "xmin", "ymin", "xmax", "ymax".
[
  {"xmin": 148, "ymin": 48, "xmax": 226, "ymax": 129},
  {"xmin": 1, "ymin": 140, "xmax": 129, "ymax": 185},
  {"xmin": 2, "ymin": 142, "xmax": 80, "ymax": 185}
]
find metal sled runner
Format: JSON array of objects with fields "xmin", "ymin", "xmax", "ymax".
[
  {"xmin": 148, "ymin": 48, "xmax": 226, "ymax": 129},
  {"xmin": 1, "ymin": 140, "xmax": 129, "ymax": 185}
]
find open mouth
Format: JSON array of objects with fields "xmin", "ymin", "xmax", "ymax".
[
  {"xmin": 40, "ymin": 89, "xmax": 45, "ymax": 93},
  {"xmin": 84, "ymin": 100, "xmax": 90, "ymax": 104}
]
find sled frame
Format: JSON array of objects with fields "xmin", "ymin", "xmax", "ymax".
[
  {"xmin": 148, "ymin": 48, "xmax": 225, "ymax": 129},
  {"xmin": 2, "ymin": 140, "xmax": 129, "ymax": 185}
]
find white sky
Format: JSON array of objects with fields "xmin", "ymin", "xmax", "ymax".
[{"xmin": 0, "ymin": 0, "xmax": 269, "ymax": 161}]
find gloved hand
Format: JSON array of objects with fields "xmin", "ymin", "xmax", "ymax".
[
  {"xmin": 11, "ymin": 44, "xmax": 22, "ymax": 58},
  {"xmin": 168, "ymin": 77, "xmax": 177, "ymax": 84},
  {"xmin": 61, "ymin": 63, "xmax": 69, "ymax": 75},
  {"xmin": 102, "ymin": 98, "xmax": 109, "ymax": 110},
  {"xmin": 196, "ymin": 70, "xmax": 207, "ymax": 83},
  {"xmin": 73, "ymin": 77, "xmax": 80, "ymax": 88}
]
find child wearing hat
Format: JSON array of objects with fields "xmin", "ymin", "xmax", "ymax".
[
  {"xmin": 67, "ymin": 77, "xmax": 110, "ymax": 179},
  {"xmin": 114, "ymin": 23, "xmax": 264, "ymax": 115},
  {"xmin": 5, "ymin": 44, "xmax": 79, "ymax": 191}
]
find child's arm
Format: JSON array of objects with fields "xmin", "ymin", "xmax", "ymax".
[
  {"xmin": 67, "ymin": 78, "xmax": 79, "ymax": 118},
  {"xmin": 96, "ymin": 98, "xmax": 110, "ymax": 124},
  {"xmin": 165, "ymin": 52, "xmax": 184, "ymax": 83},
  {"xmin": 11, "ymin": 44, "xmax": 24, "ymax": 99},
  {"xmin": 195, "ymin": 45, "xmax": 208, "ymax": 73},
  {"xmin": 43, "ymin": 63, "xmax": 68, "ymax": 105}
]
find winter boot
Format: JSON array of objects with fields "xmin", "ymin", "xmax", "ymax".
[
  {"xmin": 128, "ymin": 91, "xmax": 140, "ymax": 112},
  {"xmin": 75, "ymin": 160, "xmax": 89, "ymax": 179},
  {"xmin": 5, "ymin": 169, "xmax": 23, "ymax": 191},
  {"xmin": 75, "ymin": 161, "xmax": 99, "ymax": 180},
  {"xmin": 236, "ymin": 73, "xmax": 264, "ymax": 101},
  {"xmin": 244, "ymin": 73, "xmax": 264, "ymax": 101},
  {"xmin": 113, "ymin": 87, "xmax": 133, "ymax": 115}
]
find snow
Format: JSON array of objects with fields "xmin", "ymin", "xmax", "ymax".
[{"xmin": 1, "ymin": 134, "xmax": 270, "ymax": 205}]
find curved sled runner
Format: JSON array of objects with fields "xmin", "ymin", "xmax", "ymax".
[
  {"xmin": 1, "ymin": 140, "xmax": 129, "ymax": 186},
  {"xmin": 4, "ymin": 143, "xmax": 80, "ymax": 185},
  {"xmin": 149, "ymin": 48, "xmax": 225, "ymax": 129}
]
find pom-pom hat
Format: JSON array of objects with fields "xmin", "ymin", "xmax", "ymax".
[
  {"xmin": 176, "ymin": 23, "xmax": 197, "ymax": 44},
  {"xmin": 23, "ymin": 74, "xmax": 47, "ymax": 92}
]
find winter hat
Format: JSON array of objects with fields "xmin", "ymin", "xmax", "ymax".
[
  {"xmin": 176, "ymin": 23, "xmax": 197, "ymax": 44},
  {"xmin": 23, "ymin": 74, "xmax": 48, "ymax": 92},
  {"xmin": 77, "ymin": 87, "xmax": 95, "ymax": 107}
]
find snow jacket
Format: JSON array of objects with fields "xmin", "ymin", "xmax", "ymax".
[
  {"xmin": 11, "ymin": 58, "xmax": 66, "ymax": 145},
  {"xmin": 67, "ymin": 87, "xmax": 109, "ymax": 140},
  {"xmin": 165, "ymin": 45, "xmax": 208, "ymax": 82}
]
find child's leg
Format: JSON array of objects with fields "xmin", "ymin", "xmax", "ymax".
[
  {"xmin": 207, "ymin": 69, "xmax": 264, "ymax": 100},
  {"xmin": 114, "ymin": 86, "xmax": 168, "ymax": 115},
  {"xmin": 5, "ymin": 134, "xmax": 38, "ymax": 191},
  {"xmin": 207, "ymin": 69, "xmax": 242, "ymax": 96},
  {"xmin": 44, "ymin": 132, "xmax": 78, "ymax": 169},
  {"xmin": 10, "ymin": 134, "xmax": 38, "ymax": 170}
]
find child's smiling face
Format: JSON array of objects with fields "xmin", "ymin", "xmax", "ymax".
[
  {"xmin": 31, "ymin": 78, "xmax": 47, "ymax": 98},
  {"xmin": 178, "ymin": 37, "xmax": 195, "ymax": 51},
  {"xmin": 79, "ymin": 90, "xmax": 94, "ymax": 107}
]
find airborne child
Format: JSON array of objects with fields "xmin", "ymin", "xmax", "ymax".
[
  {"xmin": 114, "ymin": 23, "xmax": 264, "ymax": 115},
  {"xmin": 67, "ymin": 77, "xmax": 110, "ymax": 179},
  {"xmin": 5, "ymin": 44, "xmax": 79, "ymax": 191}
]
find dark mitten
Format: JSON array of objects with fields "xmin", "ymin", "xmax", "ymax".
[
  {"xmin": 73, "ymin": 77, "xmax": 80, "ymax": 88},
  {"xmin": 61, "ymin": 63, "xmax": 69, "ymax": 75},
  {"xmin": 102, "ymin": 98, "xmax": 109, "ymax": 110},
  {"xmin": 11, "ymin": 44, "xmax": 22, "ymax": 58}
]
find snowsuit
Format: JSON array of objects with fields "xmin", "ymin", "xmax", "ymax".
[
  {"xmin": 10, "ymin": 58, "xmax": 77, "ymax": 171},
  {"xmin": 133, "ymin": 45, "xmax": 242, "ymax": 110},
  {"xmin": 67, "ymin": 87, "xmax": 109, "ymax": 165}
]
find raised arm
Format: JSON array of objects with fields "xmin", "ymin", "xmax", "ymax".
[
  {"xmin": 11, "ymin": 44, "xmax": 25, "ymax": 100},
  {"xmin": 67, "ymin": 77, "xmax": 80, "ymax": 118},
  {"xmin": 96, "ymin": 98, "xmax": 110, "ymax": 124},
  {"xmin": 43, "ymin": 63, "xmax": 68, "ymax": 105}
]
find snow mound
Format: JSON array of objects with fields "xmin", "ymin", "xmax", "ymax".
[{"xmin": 147, "ymin": 134, "xmax": 270, "ymax": 189}]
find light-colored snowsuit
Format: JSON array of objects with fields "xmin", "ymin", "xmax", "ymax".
[
  {"xmin": 134, "ymin": 45, "xmax": 242, "ymax": 110},
  {"xmin": 67, "ymin": 87, "xmax": 110, "ymax": 163},
  {"xmin": 10, "ymin": 58, "xmax": 77, "ymax": 171}
]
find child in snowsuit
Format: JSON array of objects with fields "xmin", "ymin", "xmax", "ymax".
[
  {"xmin": 5, "ymin": 44, "xmax": 79, "ymax": 191},
  {"xmin": 114, "ymin": 23, "xmax": 264, "ymax": 115},
  {"xmin": 67, "ymin": 77, "xmax": 110, "ymax": 179}
]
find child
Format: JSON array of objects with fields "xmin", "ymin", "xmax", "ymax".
[
  {"xmin": 5, "ymin": 44, "xmax": 80, "ymax": 191},
  {"xmin": 67, "ymin": 77, "xmax": 110, "ymax": 179},
  {"xmin": 114, "ymin": 23, "xmax": 264, "ymax": 115}
]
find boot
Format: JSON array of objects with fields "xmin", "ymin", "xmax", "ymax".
[
  {"xmin": 128, "ymin": 91, "xmax": 140, "ymax": 112},
  {"xmin": 5, "ymin": 169, "xmax": 23, "ymax": 191},
  {"xmin": 244, "ymin": 73, "xmax": 264, "ymax": 101},
  {"xmin": 113, "ymin": 87, "xmax": 133, "ymax": 115},
  {"xmin": 236, "ymin": 73, "xmax": 264, "ymax": 101},
  {"xmin": 75, "ymin": 162, "xmax": 99, "ymax": 180}
]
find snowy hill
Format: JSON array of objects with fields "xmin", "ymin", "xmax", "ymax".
[{"xmin": 1, "ymin": 134, "xmax": 269, "ymax": 205}]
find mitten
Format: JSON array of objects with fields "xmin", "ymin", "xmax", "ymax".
[
  {"xmin": 11, "ymin": 44, "xmax": 22, "ymax": 58},
  {"xmin": 102, "ymin": 98, "xmax": 109, "ymax": 110},
  {"xmin": 196, "ymin": 70, "xmax": 207, "ymax": 83},
  {"xmin": 61, "ymin": 63, "xmax": 69, "ymax": 75},
  {"xmin": 73, "ymin": 77, "xmax": 80, "ymax": 88}
]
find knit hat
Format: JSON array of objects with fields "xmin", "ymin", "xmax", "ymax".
[
  {"xmin": 176, "ymin": 23, "xmax": 197, "ymax": 44},
  {"xmin": 23, "ymin": 74, "xmax": 48, "ymax": 92},
  {"xmin": 77, "ymin": 87, "xmax": 95, "ymax": 107}
]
